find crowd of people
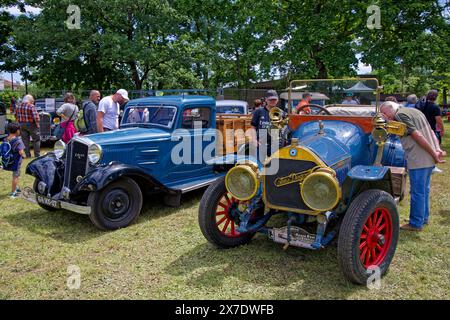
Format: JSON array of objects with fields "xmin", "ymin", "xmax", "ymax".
[{"xmin": 1, "ymin": 89, "xmax": 129, "ymax": 198}]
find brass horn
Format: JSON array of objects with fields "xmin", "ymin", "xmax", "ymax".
[{"xmin": 269, "ymin": 107, "xmax": 289, "ymax": 129}]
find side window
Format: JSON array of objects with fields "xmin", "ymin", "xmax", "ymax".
[{"xmin": 181, "ymin": 108, "xmax": 211, "ymax": 129}]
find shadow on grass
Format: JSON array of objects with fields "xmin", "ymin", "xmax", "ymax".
[
  {"xmin": 3, "ymin": 188, "xmax": 206, "ymax": 244},
  {"xmin": 165, "ymin": 238, "xmax": 362, "ymax": 299}
]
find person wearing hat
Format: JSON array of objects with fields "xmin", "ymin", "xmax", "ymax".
[
  {"xmin": 295, "ymin": 93, "xmax": 312, "ymax": 114},
  {"xmin": 342, "ymin": 92, "xmax": 359, "ymax": 105},
  {"xmin": 249, "ymin": 89, "xmax": 279, "ymax": 158},
  {"xmin": 97, "ymin": 89, "xmax": 129, "ymax": 132}
]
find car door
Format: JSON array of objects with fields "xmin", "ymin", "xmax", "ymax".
[{"xmin": 166, "ymin": 105, "xmax": 216, "ymax": 182}]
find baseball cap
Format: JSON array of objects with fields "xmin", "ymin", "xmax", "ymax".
[
  {"xmin": 265, "ymin": 90, "xmax": 279, "ymax": 100},
  {"xmin": 116, "ymin": 89, "xmax": 129, "ymax": 101}
]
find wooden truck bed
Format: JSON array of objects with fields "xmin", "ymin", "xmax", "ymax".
[{"xmin": 216, "ymin": 114, "xmax": 253, "ymax": 155}]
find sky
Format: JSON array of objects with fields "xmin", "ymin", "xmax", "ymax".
[{"xmin": 0, "ymin": 4, "xmax": 375, "ymax": 85}]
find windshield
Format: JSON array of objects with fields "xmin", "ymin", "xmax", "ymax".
[
  {"xmin": 216, "ymin": 105, "xmax": 245, "ymax": 114},
  {"xmin": 121, "ymin": 105, "xmax": 177, "ymax": 129},
  {"xmin": 283, "ymin": 79, "xmax": 379, "ymax": 114}
]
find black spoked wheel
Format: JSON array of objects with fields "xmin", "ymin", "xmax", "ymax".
[
  {"xmin": 33, "ymin": 179, "xmax": 58, "ymax": 212},
  {"xmin": 88, "ymin": 177, "xmax": 143, "ymax": 231},
  {"xmin": 198, "ymin": 176, "xmax": 256, "ymax": 248},
  {"xmin": 337, "ymin": 189, "xmax": 399, "ymax": 285}
]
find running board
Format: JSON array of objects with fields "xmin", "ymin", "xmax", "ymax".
[{"xmin": 166, "ymin": 175, "xmax": 224, "ymax": 194}]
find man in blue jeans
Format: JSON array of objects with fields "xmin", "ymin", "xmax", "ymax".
[{"xmin": 381, "ymin": 102, "xmax": 446, "ymax": 231}]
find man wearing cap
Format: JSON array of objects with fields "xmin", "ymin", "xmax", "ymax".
[
  {"xmin": 97, "ymin": 89, "xmax": 129, "ymax": 132},
  {"xmin": 294, "ymin": 93, "xmax": 312, "ymax": 114},
  {"xmin": 249, "ymin": 90, "xmax": 279, "ymax": 159},
  {"xmin": 342, "ymin": 92, "xmax": 359, "ymax": 105}
]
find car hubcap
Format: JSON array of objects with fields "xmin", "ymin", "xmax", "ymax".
[
  {"xmin": 359, "ymin": 207, "xmax": 393, "ymax": 268},
  {"xmin": 104, "ymin": 190, "xmax": 130, "ymax": 220}
]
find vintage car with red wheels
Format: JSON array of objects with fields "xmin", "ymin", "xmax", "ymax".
[{"xmin": 198, "ymin": 79, "xmax": 408, "ymax": 284}]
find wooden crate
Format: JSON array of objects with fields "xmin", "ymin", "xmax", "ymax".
[
  {"xmin": 388, "ymin": 166, "xmax": 407, "ymax": 200},
  {"xmin": 216, "ymin": 114, "xmax": 252, "ymax": 155}
]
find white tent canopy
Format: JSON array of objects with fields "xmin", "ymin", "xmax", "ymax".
[{"xmin": 344, "ymin": 81, "xmax": 376, "ymax": 93}]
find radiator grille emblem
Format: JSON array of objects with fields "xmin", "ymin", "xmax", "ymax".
[{"xmin": 274, "ymin": 168, "xmax": 315, "ymax": 187}]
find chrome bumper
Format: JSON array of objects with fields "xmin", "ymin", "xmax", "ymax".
[{"xmin": 21, "ymin": 187, "xmax": 91, "ymax": 215}]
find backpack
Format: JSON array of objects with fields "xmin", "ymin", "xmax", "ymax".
[
  {"xmin": 0, "ymin": 138, "xmax": 16, "ymax": 170},
  {"xmin": 74, "ymin": 102, "xmax": 88, "ymax": 133},
  {"xmin": 55, "ymin": 106, "xmax": 78, "ymax": 139}
]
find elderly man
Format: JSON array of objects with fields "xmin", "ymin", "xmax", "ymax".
[
  {"xmin": 380, "ymin": 101, "xmax": 446, "ymax": 231},
  {"xmin": 405, "ymin": 94, "xmax": 418, "ymax": 108},
  {"xmin": 97, "ymin": 89, "xmax": 129, "ymax": 132},
  {"xmin": 14, "ymin": 94, "xmax": 40, "ymax": 158}
]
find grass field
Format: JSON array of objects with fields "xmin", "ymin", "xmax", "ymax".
[{"xmin": 0, "ymin": 123, "xmax": 449, "ymax": 300}]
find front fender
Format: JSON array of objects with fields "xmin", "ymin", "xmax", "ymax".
[
  {"xmin": 344, "ymin": 165, "xmax": 394, "ymax": 203},
  {"xmin": 26, "ymin": 153, "xmax": 65, "ymax": 195},
  {"xmin": 73, "ymin": 162, "xmax": 176, "ymax": 195}
]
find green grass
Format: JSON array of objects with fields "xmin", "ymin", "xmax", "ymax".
[{"xmin": 0, "ymin": 125, "xmax": 449, "ymax": 300}]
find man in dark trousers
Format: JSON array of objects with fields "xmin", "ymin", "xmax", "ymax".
[
  {"xmin": 249, "ymin": 89, "xmax": 279, "ymax": 160},
  {"xmin": 82, "ymin": 90, "xmax": 101, "ymax": 135},
  {"xmin": 14, "ymin": 94, "xmax": 40, "ymax": 158}
]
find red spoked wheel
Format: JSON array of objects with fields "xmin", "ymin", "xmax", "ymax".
[
  {"xmin": 199, "ymin": 176, "xmax": 256, "ymax": 248},
  {"xmin": 215, "ymin": 193, "xmax": 243, "ymax": 238},
  {"xmin": 338, "ymin": 190, "xmax": 399, "ymax": 284},
  {"xmin": 359, "ymin": 207, "xmax": 393, "ymax": 268}
]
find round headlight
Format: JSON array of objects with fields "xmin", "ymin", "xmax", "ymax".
[
  {"xmin": 88, "ymin": 144, "xmax": 102, "ymax": 164},
  {"xmin": 54, "ymin": 140, "xmax": 66, "ymax": 159},
  {"xmin": 225, "ymin": 165, "xmax": 259, "ymax": 201},
  {"xmin": 301, "ymin": 171, "xmax": 341, "ymax": 212}
]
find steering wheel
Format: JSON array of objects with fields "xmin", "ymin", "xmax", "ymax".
[{"xmin": 297, "ymin": 104, "xmax": 332, "ymax": 115}]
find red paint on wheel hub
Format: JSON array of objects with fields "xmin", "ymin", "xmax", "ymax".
[
  {"xmin": 359, "ymin": 207, "xmax": 393, "ymax": 268},
  {"xmin": 215, "ymin": 193, "xmax": 243, "ymax": 238}
]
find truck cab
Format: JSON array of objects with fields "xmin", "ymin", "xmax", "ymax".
[{"xmin": 22, "ymin": 94, "xmax": 251, "ymax": 231}]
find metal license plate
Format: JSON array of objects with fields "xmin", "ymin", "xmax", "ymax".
[{"xmin": 36, "ymin": 195, "xmax": 61, "ymax": 209}]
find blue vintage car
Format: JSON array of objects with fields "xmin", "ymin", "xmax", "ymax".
[
  {"xmin": 198, "ymin": 79, "xmax": 408, "ymax": 284},
  {"xmin": 22, "ymin": 94, "xmax": 233, "ymax": 230}
]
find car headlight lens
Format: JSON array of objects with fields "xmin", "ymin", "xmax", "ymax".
[
  {"xmin": 225, "ymin": 165, "xmax": 259, "ymax": 201},
  {"xmin": 88, "ymin": 144, "xmax": 102, "ymax": 164},
  {"xmin": 301, "ymin": 170, "xmax": 341, "ymax": 211},
  {"xmin": 54, "ymin": 140, "xmax": 66, "ymax": 159}
]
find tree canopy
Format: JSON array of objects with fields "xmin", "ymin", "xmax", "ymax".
[{"xmin": 0, "ymin": 0, "xmax": 448, "ymax": 95}]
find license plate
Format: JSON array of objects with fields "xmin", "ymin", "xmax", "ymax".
[{"xmin": 36, "ymin": 195, "xmax": 61, "ymax": 209}]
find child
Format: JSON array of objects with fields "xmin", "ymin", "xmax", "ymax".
[{"xmin": 1, "ymin": 122, "xmax": 26, "ymax": 198}]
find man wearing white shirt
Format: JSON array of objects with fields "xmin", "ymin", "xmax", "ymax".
[{"xmin": 97, "ymin": 89, "xmax": 129, "ymax": 132}]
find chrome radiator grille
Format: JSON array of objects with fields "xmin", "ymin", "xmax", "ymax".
[{"xmin": 63, "ymin": 140, "xmax": 89, "ymax": 190}]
